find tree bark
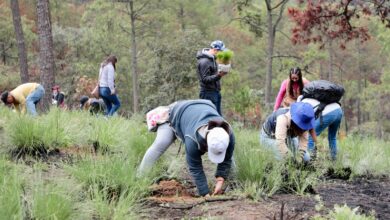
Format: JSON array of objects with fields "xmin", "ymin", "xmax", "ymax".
[
  {"xmin": 0, "ymin": 43, "xmax": 6, "ymax": 64},
  {"xmin": 11, "ymin": 0, "xmax": 29, "ymax": 83},
  {"xmin": 37, "ymin": 0, "xmax": 55, "ymax": 110},
  {"xmin": 129, "ymin": 0, "xmax": 139, "ymax": 113},
  {"xmin": 178, "ymin": 2, "xmax": 185, "ymax": 31},
  {"xmin": 265, "ymin": 5, "xmax": 274, "ymax": 105},
  {"xmin": 357, "ymin": 43, "xmax": 362, "ymax": 126},
  {"xmin": 264, "ymin": 0, "xmax": 288, "ymax": 105},
  {"xmin": 327, "ymin": 40, "xmax": 333, "ymax": 81}
]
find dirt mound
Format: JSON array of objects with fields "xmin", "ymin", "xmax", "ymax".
[{"xmin": 148, "ymin": 180, "xmax": 198, "ymax": 203}]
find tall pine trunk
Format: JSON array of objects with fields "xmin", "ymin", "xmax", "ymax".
[
  {"xmin": 265, "ymin": 8, "xmax": 274, "ymax": 104},
  {"xmin": 129, "ymin": 0, "xmax": 139, "ymax": 113},
  {"xmin": 11, "ymin": 0, "xmax": 29, "ymax": 83},
  {"xmin": 37, "ymin": 0, "xmax": 55, "ymax": 110}
]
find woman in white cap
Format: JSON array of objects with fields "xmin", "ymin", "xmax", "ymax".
[
  {"xmin": 138, "ymin": 99, "xmax": 235, "ymax": 197},
  {"xmin": 260, "ymin": 102, "xmax": 316, "ymax": 162}
]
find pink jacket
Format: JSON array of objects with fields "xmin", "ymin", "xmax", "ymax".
[{"xmin": 274, "ymin": 78, "xmax": 309, "ymax": 111}]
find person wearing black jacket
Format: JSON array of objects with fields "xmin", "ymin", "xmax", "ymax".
[{"xmin": 196, "ymin": 40, "xmax": 227, "ymax": 115}]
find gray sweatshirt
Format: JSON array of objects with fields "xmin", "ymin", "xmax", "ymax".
[{"xmin": 98, "ymin": 63, "xmax": 115, "ymax": 92}]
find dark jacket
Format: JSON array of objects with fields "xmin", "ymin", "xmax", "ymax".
[
  {"xmin": 262, "ymin": 108, "xmax": 289, "ymax": 138},
  {"xmin": 196, "ymin": 49, "xmax": 221, "ymax": 92},
  {"xmin": 169, "ymin": 99, "xmax": 235, "ymax": 196}
]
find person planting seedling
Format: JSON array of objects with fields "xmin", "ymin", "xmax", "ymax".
[
  {"xmin": 138, "ymin": 99, "xmax": 235, "ymax": 197},
  {"xmin": 216, "ymin": 49, "xmax": 234, "ymax": 73}
]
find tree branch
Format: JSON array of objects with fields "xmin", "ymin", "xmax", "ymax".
[
  {"xmin": 271, "ymin": 54, "xmax": 301, "ymax": 60},
  {"xmin": 270, "ymin": 0, "xmax": 289, "ymax": 11}
]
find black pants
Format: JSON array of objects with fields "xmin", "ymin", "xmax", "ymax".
[{"xmin": 199, "ymin": 90, "xmax": 222, "ymax": 115}]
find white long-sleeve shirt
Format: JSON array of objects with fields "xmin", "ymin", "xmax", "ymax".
[
  {"xmin": 98, "ymin": 63, "xmax": 115, "ymax": 92},
  {"xmin": 299, "ymin": 97, "xmax": 341, "ymax": 115}
]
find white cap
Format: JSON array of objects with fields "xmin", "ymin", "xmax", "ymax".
[{"xmin": 207, "ymin": 127, "xmax": 230, "ymax": 164}]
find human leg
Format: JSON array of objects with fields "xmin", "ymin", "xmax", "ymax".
[
  {"xmin": 327, "ymin": 108, "xmax": 343, "ymax": 160},
  {"xmin": 185, "ymin": 137, "xmax": 209, "ymax": 196},
  {"xmin": 107, "ymin": 94, "xmax": 121, "ymax": 116},
  {"xmin": 259, "ymin": 128, "xmax": 282, "ymax": 160},
  {"xmin": 199, "ymin": 91, "xmax": 221, "ymax": 115},
  {"xmin": 25, "ymin": 85, "xmax": 45, "ymax": 116},
  {"xmin": 138, "ymin": 124, "xmax": 176, "ymax": 175},
  {"xmin": 99, "ymin": 87, "xmax": 112, "ymax": 115},
  {"xmin": 308, "ymin": 115, "xmax": 330, "ymax": 154}
]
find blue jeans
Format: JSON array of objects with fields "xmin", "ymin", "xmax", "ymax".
[
  {"xmin": 259, "ymin": 128, "xmax": 310, "ymax": 161},
  {"xmin": 26, "ymin": 85, "xmax": 45, "ymax": 116},
  {"xmin": 99, "ymin": 87, "xmax": 121, "ymax": 116},
  {"xmin": 199, "ymin": 91, "xmax": 222, "ymax": 115},
  {"xmin": 308, "ymin": 108, "xmax": 343, "ymax": 160}
]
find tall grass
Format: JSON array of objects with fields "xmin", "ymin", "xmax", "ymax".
[
  {"xmin": 66, "ymin": 155, "xmax": 150, "ymax": 218},
  {"xmin": 234, "ymin": 129, "xmax": 323, "ymax": 198},
  {"xmin": 234, "ymin": 129, "xmax": 284, "ymax": 197},
  {"xmin": 30, "ymin": 182, "xmax": 77, "ymax": 220},
  {"xmin": 337, "ymin": 136, "xmax": 390, "ymax": 177},
  {"xmin": 0, "ymin": 156, "xmax": 24, "ymax": 219}
]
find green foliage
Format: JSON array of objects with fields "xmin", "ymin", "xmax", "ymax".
[
  {"xmin": 0, "ymin": 157, "xmax": 24, "ymax": 220},
  {"xmin": 66, "ymin": 155, "xmax": 149, "ymax": 218},
  {"xmin": 141, "ymin": 29, "xmax": 204, "ymax": 109},
  {"xmin": 313, "ymin": 204, "xmax": 376, "ymax": 220},
  {"xmin": 234, "ymin": 129, "xmax": 283, "ymax": 197},
  {"xmin": 235, "ymin": 128, "xmax": 322, "ymax": 198},
  {"xmin": 216, "ymin": 50, "xmax": 234, "ymax": 64},
  {"xmin": 30, "ymin": 182, "xmax": 76, "ymax": 220},
  {"xmin": 337, "ymin": 136, "xmax": 390, "ymax": 177},
  {"xmin": 8, "ymin": 115, "xmax": 46, "ymax": 149},
  {"xmin": 282, "ymin": 161, "xmax": 320, "ymax": 195}
]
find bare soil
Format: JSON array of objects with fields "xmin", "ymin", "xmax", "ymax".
[{"xmin": 140, "ymin": 176, "xmax": 390, "ymax": 219}]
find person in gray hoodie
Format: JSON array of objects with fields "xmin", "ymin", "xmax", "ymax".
[
  {"xmin": 196, "ymin": 40, "xmax": 228, "ymax": 115},
  {"xmin": 138, "ymin": 99, "xmax": 235, "ymax": 197}
]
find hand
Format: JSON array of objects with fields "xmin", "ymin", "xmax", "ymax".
[
  {"xmin": 218, "ymin": 72, "xmax": 227, "ymax": 77},
  {"xmin": 110, "ymin": 88, "xmax": 116, "ymax": 95},
  {"xmin": 212, "ymin": 177, "xmax": 225, "ymax": 196}
]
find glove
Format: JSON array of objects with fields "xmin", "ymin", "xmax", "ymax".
[{"xmin": 296, "ymin": 149, "xmax": 310, "ymax": 164}]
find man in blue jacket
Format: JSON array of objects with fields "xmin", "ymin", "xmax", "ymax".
[{"xmin": 196, "ymin": 40, "xmax": 228, "ymax": 115}]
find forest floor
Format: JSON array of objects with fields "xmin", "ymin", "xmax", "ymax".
[
  {"xmin": 140, "ymin": 174, "xmax": 390, "ymax": 219},
  {"xmin": 18, "ymin": 146, "xmax": 390, "ymax": 220}
]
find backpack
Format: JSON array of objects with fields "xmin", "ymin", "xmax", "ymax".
[{"xmin": 302, "ymin": 80, "xmax": 344, "ymax": 119}]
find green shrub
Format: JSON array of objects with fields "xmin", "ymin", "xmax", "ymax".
[
  {"xmin": 7, "ymin": 115, "xmax": 46, "ymax": 152},
  {"xmin": 313, "ymin": 204, "xmax": 376, "ymax": 220},
  {"xmin": 281, "ymin": 161, "xmax": 320, "ymax": 195}
]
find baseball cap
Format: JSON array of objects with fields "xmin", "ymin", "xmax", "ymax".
[
  {"xmin": 207, "ymin": 127, "xmax": 230, "ymax": 164},
  {"xmin": 210, "ymin": 40, "xmax": 226, "ymax": 51}
]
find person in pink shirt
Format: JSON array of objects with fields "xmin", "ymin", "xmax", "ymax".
[{"xmin": 273, "ymin": 67, "xmax": 309, "ymax": 111}]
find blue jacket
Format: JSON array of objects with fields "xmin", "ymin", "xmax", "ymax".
[{"xmin": 169, "ymin": 100, "xmax": 235, "ymax": 196}]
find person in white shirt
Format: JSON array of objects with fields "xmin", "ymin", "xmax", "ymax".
[
  {"xmin": 299, "ymin": 96, "xmax": 343, "ymax": 160},
  {"xmin": 98, "ymin": 55, "xmax": 120, "ymax": 116}
]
